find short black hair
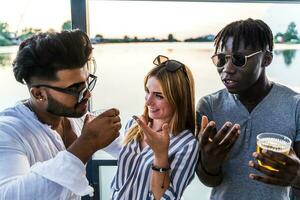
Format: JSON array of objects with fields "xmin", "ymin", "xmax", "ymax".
[
  {"xmin": 214, "ymin": 18, "xmax": 273, "ymax": 53},
  {"xmin": 13, "ymin": 29, "xmax": 93, "ymax": 85}
]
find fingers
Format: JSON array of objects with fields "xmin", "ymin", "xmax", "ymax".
[
  {"xmin": 249, "ymin": 173, "xmax": 288, "ymax": 186},
  {"xmin": 98, "ymin": 108, "xmax": 119, "ymax": 118},
  {"xmin": 84, "ymin": 114, "xmax": 92, "ymax": 125},
  {"xmin": 200, "ymin": 116, "xmax": 209, "ymax": 133},
  {"xmin": 133, "ymin": 115, "xmax": 147, "ymax": 128},
  {"xmin": 248, "ymin": 160, "xmax": 283, "ymax": 179},
  {"xmin": 262, "ymin": 149, "xmax": 293, "ymax": 165},
  {"xmin": 200, "ymin": 121, "xmax": 216, "ymax": 146},
  {"xmin": 213, "ymin": 122, "xmax": 240, "ymax": 145}
]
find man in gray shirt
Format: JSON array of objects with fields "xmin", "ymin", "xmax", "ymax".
[{"xmin": 196, "ymin": 18, "xmax": 300, "ymax": 199}]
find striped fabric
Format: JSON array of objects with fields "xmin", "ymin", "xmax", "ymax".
[{"xmin": 111, "ymin": 120, "xmax": 199, "ymax": 200}]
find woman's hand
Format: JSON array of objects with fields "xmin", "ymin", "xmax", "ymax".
[{"xmin": 133, "ymin": 115, "xmax": 170, "ymax": 157}]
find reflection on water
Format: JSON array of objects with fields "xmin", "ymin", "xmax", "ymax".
[
  {"xmin": 0, "ymin": 43, "xmax": 300, "ymax": 200},
  {"xmin": 0, "ymin": 53, "xmax": 12, "ymax": 68},
  {"xmin": 274, "ymin": 49, "xmax": 297, "ymax": 66}
]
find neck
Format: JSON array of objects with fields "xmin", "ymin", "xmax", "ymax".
[
  {"xmin": 236, "ymin": 73, "xmax": 272, "ymax": 110},
  {"xmin": 26, "ymin": 99, "xmax": 63, "ymax": 129}
]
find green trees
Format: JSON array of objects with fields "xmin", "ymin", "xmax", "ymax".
[
  {"xmin": 275, "ymin": 22, "xmax": 299, "ymax": 43},
  {"xmin": 62, "ymin": 20, "xmax": 72, "ymax": 31},
  {"xmin": 284, "ymin": 22, "xmax": 298, "ymax": 42},
  {"xmin": 0, "ymin": 22, "xmax": 13, "ymax": 46}
]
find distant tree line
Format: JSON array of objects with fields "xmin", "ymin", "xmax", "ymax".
[{"xmin": 0, "ymin": 20, "xmax": 299, "ymax": 46}]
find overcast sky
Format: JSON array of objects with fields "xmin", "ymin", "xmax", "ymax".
[{"xmin": 0, "ymin": 0, "xmax": 299, "ymax": 40}]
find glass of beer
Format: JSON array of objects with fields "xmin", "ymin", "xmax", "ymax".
[{"xmin": 256, "ymin": 132, "xmax": 292, "ymax": 171}]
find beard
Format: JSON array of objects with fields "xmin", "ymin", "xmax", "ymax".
[{"xmin": 46, "ymin": 92, "xmax": 88, "ymax": 118}]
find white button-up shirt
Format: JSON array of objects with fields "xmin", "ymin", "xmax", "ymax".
[{"xmin": 0, "ymin": 102, "xmax": 120, "ymax": 200}]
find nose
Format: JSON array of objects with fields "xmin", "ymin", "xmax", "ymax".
[
  {"xmin": 223, "ymin": 57, "xmax": 236, "ymax": 74},
  {"xmin": 145, "ymin": 93, "xmax": 154, "ymax": 106}
]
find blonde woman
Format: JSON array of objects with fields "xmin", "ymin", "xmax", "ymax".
[{"xmin": 111, "ymin": 55, "xmax": 199, "ymax": 199}]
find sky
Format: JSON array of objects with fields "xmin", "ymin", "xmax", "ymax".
[{"xmin": 0, "ymin": 0, "xmax": 300, "ymax": 40}]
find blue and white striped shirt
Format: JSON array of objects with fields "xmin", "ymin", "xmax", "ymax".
[{"xmin": 111, "ymin": 120, "xmax": 199, "ymax": 200}]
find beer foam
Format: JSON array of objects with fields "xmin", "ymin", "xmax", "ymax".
[{"xmin": 257, "ymin": 137, "xmax": 290, "ymax": 153}]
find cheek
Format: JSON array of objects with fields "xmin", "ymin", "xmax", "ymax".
[
  {"xmin": 145, "ymin": 93, "xmax": 149, "ymax": 101},
  {"xmin": 161, "ymin": 102, "xmax": 173, "ymax": 115}
]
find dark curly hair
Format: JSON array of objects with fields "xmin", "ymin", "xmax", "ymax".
[
  {"xmin": 214, "ymin": 18, "xmax": 273, "ymax": 53},
  {"xmin": 13, "ymin": 29, "xmax": 93, "ymax": 86}
]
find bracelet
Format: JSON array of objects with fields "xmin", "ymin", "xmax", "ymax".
[{"xmin": 151, "ymin": 164, "xmax": 170, "ymax": 173}]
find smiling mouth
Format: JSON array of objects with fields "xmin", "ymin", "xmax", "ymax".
[{"xmin": 149, "ymin": 108, "xmax": 159, "ymax": 113}]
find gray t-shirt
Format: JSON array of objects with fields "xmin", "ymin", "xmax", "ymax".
[{"xmin": 196, "ymin": 83, "xmax": 300, "ymax": 200}]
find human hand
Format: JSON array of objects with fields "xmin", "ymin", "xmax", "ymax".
[
  {"xmin": 68, "ymin": 108, "xmax": 121, "ymax": 163},
  {"xmin": 249, "ymin": 148, "xmax": 300, "ymax": 187},
  {"xmin": 133, "ymin": 115, "xmax": 170, "ymax": 157},
  {"xmin": 199, "ymin": 116, "xmax": 240, "ymax": 174},
  {"xmin": 81, "ymin": 108, "xmax": 121, "ymax": 151}
]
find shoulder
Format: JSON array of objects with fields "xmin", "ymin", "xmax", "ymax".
[
  {"xmin": 196, "ymin": 88, "xmax": 230, "ymax": 113},
  {"xmin": 273, "ymin": 83, "xmax": 299, "ymax": 97},
  {"xmin": 172, "ymin": 130, "xmax": 199, "ymax": 149},
  {"xmin": 0, "ymin": 103, "xmax": 38, "ymax": 141},
  {"xmin": 197, "ymin": 88, "xmax": 229, "ymax": 105},
  {"xmin": 271, "ymin": 83, "xmax": 300, "ymax": 105},
  {"xmin": 0, "ymin": 104, "xmax": 27, "ymax": 131}
]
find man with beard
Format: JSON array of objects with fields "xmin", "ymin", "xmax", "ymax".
[
  {"xmin": 196, "ymin": 18, "xmax": 300, "ymax": 199},
  {"xmin": 0, "ymin": 30, "xmax": 121, "ymax": 199}
]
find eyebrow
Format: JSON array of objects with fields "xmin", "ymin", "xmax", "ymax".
[{"xmin": 153, "ymin": 91, "xmax": 163, "ymax": 95}]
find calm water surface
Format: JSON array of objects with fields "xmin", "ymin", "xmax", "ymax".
[{"xmin": 1, "ymin": 42, "xmax": 300, "ymax": 199}]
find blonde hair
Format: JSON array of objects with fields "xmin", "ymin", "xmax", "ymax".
[{"xmin": 123, "ymin": 61, "xmax": 195, "ymax": 145}]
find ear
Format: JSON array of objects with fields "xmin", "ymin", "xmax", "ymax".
[
  {"xmin": 261, "ymin": 51, "xmax": 273, "ymax": 67},
  {"xmin": 29, "ymin": 87, "xmax": 47, "ymax": 102}
]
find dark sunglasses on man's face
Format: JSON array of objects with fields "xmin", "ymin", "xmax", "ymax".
[
  {"xmin": 153, "ymin": 55, "xmax": 187, "ymax": 75},
  {"xmin": 32, "ymin": 74, "xmax": 97, "ymax": 103},
  {"xmin": 211, "ymin": 50, "xmax": 262, "ymax": 68}
]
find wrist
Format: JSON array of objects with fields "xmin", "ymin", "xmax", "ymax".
[
  {"xmin": 200, "ymin": 155, "xmax": 222, "ymax": 176},
  {"xmin": 153, "ymin": 153, "xmax": 169, "ymax": 168},
  {"xmin": 67, "ymin": 137, "xmax": 95, "ymax": 164},
  {"xmin": 152, "ymin": 163, "xmax": 170, "ymax": 173}
]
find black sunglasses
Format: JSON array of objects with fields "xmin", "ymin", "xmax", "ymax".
[
  {"xmin": 32, "ymin": 74, "xmax": 97, "ymax": 103},
  {"xmin": 211, "ymin": 50, "xmax": 262, "ymax": 68},
  {"xmin": 153, "ymin": 55, "xmax": 188, "ymax": 76}
]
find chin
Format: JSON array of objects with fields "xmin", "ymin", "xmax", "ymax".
[{"xmin": 226, "ymin": 87, "xmax": 240, "ymax": 94}]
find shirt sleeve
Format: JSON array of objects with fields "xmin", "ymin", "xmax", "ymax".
[
  {"xmin": 0, "ymin": 130, "xmax": 93, "ymax": 199},
  {"xmin": 149, "ymin": 138, "xmax": 200, "ymax": 200},
  {"xmin": 196, "ymin": 96, "xmax": 213, "ymax": 126},
  {"xmin": 294, "ymin": 96, "xmax": 300, "ymax": 142}
]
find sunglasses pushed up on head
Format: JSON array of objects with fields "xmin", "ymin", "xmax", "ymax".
[
  {"xmin": 153, "ymin": 55, "xmax": 188, "ymax": 76},
  {"xmin": 211, "ymin": 50, "xmax": 262, "ymax": 68}
]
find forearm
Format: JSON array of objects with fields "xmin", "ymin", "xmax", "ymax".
[
  {"xmin": 151, "ymin": 154, "xmax": 170, "ymax": 199},
  {"xmin": 196, "ymin": 155, "xmax": 223, "ymax": 187},
  {"xmin": 67, "ymin": 137, "xmax": 95, "ymax": 164}
]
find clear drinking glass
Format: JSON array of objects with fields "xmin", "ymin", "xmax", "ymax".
[{"xmin": 256, "ymin": 132, "xmax": 292, "ymax": 171}]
